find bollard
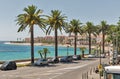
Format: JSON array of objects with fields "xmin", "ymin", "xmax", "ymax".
[
  {"xmin": 85, "ymin": 73, "xmax": 87, "ymax": 79},
  {"xmin": 84, "ymin": 73, "xmax": 86, "ymax": 79},
  {"xmin": 94, "ymin": 67, "xmax": 95, "ymax": 72},
  {"xmin": 90, "ymin": 68, "xmax": 92, "ymax": 75},
  {"xmin": 82, "ymin": 73, "xmax": 83, "ymax": 79},
  {"xmin": 87, "ymin": 72, "xmax": 88, "ymax": 79}
]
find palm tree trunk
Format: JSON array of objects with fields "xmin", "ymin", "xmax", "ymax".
[
  {"xmin": 45, "ymin": 53, "xmax": 46, "ymax": 59},
  {"xmin": 102, "ymin": 33, "xmax": 105, "ymax": 55},
  {"xmin": 82, "ymin": 51, "xmax": 84, "ymax": 58},
  {"xmin": 55, "ymin": 28, "xmax": 58, "ymax": 58},
  {"xmin": 31, "ymin": 25, "xmax": 34, "ymax": 64},
  {"xmin": 89, "ymin": 33, "xmax": 91, "ymax": 54},
  {"xmin": 39, "ymin": 53, "xmax": 43, "ymax": 59},
  {"xmin": 74, "ymin": 33, "xmax": 77, "ymax": 55}
]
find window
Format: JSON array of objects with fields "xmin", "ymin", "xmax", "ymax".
[{"xmin": 106, "ymin": 74, "xmax": 120, "ymax": 79}]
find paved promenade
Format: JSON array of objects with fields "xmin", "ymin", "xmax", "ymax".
[
  {"xmin": 0, "ymin": 58, "xmax": 109, "ymax": 79},
  {"xmin": 88, "ymin": 73, "xmax": 104, "ymax": 79}
]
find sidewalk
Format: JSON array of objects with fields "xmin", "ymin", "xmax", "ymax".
[
  {"xmin": 88, "ymin": 73, "xmax": 104, "ymax": 79},
  {"xmin": 81, "ymin": 66, "xmax": 104, "ymax": 79}
]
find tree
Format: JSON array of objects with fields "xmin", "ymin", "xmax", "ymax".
[
  {"xmin": 16, "ymin": 5, "xmax": 46, "ymax": 64},
  {"xmin": 38, "ymin": 48, "xmax": 50, "ymax": 59},
  {"xmin": 38, "ymin": 50, "xmax": 43, "ymax": 59},
  {"xmin": 99, "ymin": 21, "xmax": 109, "ymax": 55},
  {"xmin": 84, "ymin": 22, "xmax": 95, "ymax": 54},
  {"xmin": 67, "ymin": 19, "xmax": 82, "ymax": 55},
  {"xmin": 46, "ymin": 10, "xmax": 67, "ymax": 60},
  {"xmin": 79, "ymin": 47, "xmax": 86, "ymax": 58}
]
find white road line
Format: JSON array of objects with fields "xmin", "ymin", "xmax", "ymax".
[
  {"xmin": 48, "ymin": 64, "xmax": 87, "ymax": 73},
  {"xmin": 64, "ymin": 64, "xmax": 87, "ymax": 70},
  {"xmin": 39, "ymin": 73, "xmax": 52, "ymax": 75},
  {"xmin": 49, "ymin": 75, "xmax": 59, "ymax": 79}
]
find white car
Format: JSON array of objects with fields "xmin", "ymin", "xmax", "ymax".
[
  {"xmin": 100, "ymin": 54, "xmax": 105, "ymax": 58},
  {"xmin": 87, "ymin": 54, "xmax": 96, "ymax": 58},
  {"xmin": 34, "ymin": 59, "xmax": 48, "ymax": 66}
]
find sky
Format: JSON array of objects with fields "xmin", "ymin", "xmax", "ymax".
[{"xmin": 0, "ymin": 0, "xmax": 120, "ymax": 41}]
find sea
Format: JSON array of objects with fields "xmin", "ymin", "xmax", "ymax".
[{"xmin": 0, "ymin": 41, "xmax": 89, "ymax": 61}]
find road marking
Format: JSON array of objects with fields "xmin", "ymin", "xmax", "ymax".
[
  {"xmin": 39, "ymin": 73, "xmax": 52, "ymax": 75},
  {"xmin": 64, "ymin": 64, "xmax": 87, "ymax": 70},
  {"xmin": 48, "ymin": 64, "xmax": 87, "ymax": 73},
  {"xmin": 49, "ymin": 75, "xmax": 59, "ymax": 79},
  {"xmin": 48, "ymin": 59, "xmax": 99, "ymax": 79},
  {"xmin": 48, "ymin": 64, "xmax": 88, "ymax": 79}
]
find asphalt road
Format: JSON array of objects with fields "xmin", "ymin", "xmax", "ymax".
[{"xmin": 0, "ymin": 58, "xmax": 109, "ymax": 79}]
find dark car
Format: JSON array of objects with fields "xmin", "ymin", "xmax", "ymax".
[
  {"xmin": 34, "ymin": 59, "xmax": 48, "ymax": 66},
  {"xmin": 72, "ymin": 55, "xmax": 81, "ymax": 60},
  {"xmin": 59, "ymin": 56, "xmax": 72, "ymax": 63},
  {"xmin": 0, "ymin": 61, "xmax": 17, "ymax": 71}
]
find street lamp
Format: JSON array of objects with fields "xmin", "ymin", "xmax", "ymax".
[
  {"xmin": 100, "ymin": 42, "xmax": 102, "ymax": 65},
  {"xmin": 98, "ymin": 41, "xmax": 102, "ymax": 79},
  {"xmin": 112, "ymin": 33, "xmax": 118, "ymax": 65}
]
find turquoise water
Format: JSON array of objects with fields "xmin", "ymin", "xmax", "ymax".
[{"xmin": 0, "ymin": 41, "xmax": 89, "ymax": 61}]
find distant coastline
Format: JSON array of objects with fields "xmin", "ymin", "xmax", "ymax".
[
  {"xmin": 5, "ymin": 41, "xmax": 109, "ymax": 52},
  {"xmin": 5, "ymin": 42, "xmax": 53, "ymax": 46},
  {"xmin": 6, "ymin": 42, "xmax": 92, "ymax": 49},
  {"xmin": 5, "ymin": 41, "xmax": 68, "ymax": 47},
  {"xmin": 7, "ymin": 41, "xmax": 87, "ymax": 47}
]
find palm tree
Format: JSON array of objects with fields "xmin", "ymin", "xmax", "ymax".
[
  {"xmin": 84, "ymin": 22, "xmax": 95, "ymax": 54},
  {"xmin": 117, "ymin": 18, "xmax": 120, "ymax": 53},
  {"xmin": 16, "ymin": 5, "xmax": 46, "ymax": 64},
  {"xmin": 38, "ymin": 48, "xmax": 50, "ymax": 59},
  {"xmin": 46, "ymin": 10, "xmax": 67, "ymax": 60},
  {"xmin": 99, "ymin": 21, "xmax": 109, "ymax": 55},
  {"xmin": 38, "ymin": 50, "xmax": 43, "ymax": 59},
  {"xmin": 67, "ymin": 19, "xmax": 82, "ymax": 55},
  {"xmin": 79, "ymin": 47, "xmax": 86, "ymax": 58}
]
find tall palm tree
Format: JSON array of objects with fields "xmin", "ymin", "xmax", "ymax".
[
  {"xmin": 117, "ymin": 19, "xmax": 120, "ymax": 53},
  {"xmin": 67, "ymin": 19, "xmax": 82, "ymax": 55},
  {"xmin": 84, "ymin": 22, "xmax": 95, "ymax": 54},
  {"xmin": 46, "ymin": 10, "xmax": 67, "ymax": 60},
  {"xmin": 99, "ymin": 21, "xmax": 109, "ymax": 55},
  {"xmin": 16, "ymin": 5, "xmax": 46, "ymax": 64}
]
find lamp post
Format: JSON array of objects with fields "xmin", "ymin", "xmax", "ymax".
[
  {"xmin": 99, "ymin": 41, "xmax": 102, "ymax": 79},
  {"xmin": 112, "ymin": 33, "xmax": 118, "ymax": 65},
  {"xmin": 100, "ymin": 42, "xmax": 102, "ymax": 65}
]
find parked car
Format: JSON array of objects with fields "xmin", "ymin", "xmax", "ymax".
[
  {"xmin": 48, "ymin": 57, "xmax": 59, "ymax": 63},
  {"xmin": 34, "ymin": 59, "xmax": 48, "ymax": 66},
  {"xmin": 59, "ymin": 56, "xmax": 72, "ymax": 63},
  {"xmin": 100, "ymin": 54, "xmax": 105, "ymax": 58},
  {"xmin": 87, "ymin": 54, "xmax": 96, "ymax": 58},
  {"xmin": 72, "ymin": 55, "xmax": 81, "ymax": 60},
  {"xmin": 0, "ymin": 61, "xmax": 17, "ymax": 70},
  {"xmin": 95, "ymin": 54, "xmax": 105, "ymax": 58}
]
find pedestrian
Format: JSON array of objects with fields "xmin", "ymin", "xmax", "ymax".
[{"xmin": 95, "ymin": 67, "xmax": 99, "ymax": 73}]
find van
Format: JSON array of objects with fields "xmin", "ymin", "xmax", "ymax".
[{"xmin": 104, "ymin": 66, "xmax": 120, "ymax": 79}]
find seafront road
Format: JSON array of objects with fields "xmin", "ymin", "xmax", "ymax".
[{"xmin": 0, "ymin": 58, "xmax": 109, "ymax": 79}]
